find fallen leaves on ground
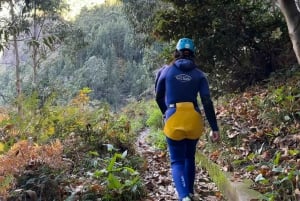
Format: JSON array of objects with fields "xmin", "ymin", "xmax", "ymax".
[{"xmin": 208, "ymin": 75, "xmax": 300, "ymax": 200}]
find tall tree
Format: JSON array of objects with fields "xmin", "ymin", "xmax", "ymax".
[
  {"xmin": 277, "ymin": 0, "xmax": 300, "ymax": 64},
  {"xmin": 0, "ymin": 0, "xmax": 67, "ymax": 113},
  {"xmin": 24, "ymin": 0, "xmax": 67, "ymax": 85},
  {"xmin": 8, "ymin": 0, "xmax": 22, "ymax": 115},
  {"xmin": 122, "ymin": 0, "xmax": 161, "ymax": 44}
]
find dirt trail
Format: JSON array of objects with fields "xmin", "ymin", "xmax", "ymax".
[{"xmin": 136, "ymin": 129, "xmax": 225, "ymax": 201}]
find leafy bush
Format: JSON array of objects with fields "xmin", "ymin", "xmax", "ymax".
[
  {"xmin": 121, "ymin": 100, "xmax": 150, "ymax": 133},
  {"xmin": 0, "ymin": 140, "xmax": 64, "ymax": 198},
  {"xmin": 143, "ymin": 100, "xmax": 167, "ymax": 150},
  {"xmin": 0, "ymin": 88, "xmax": 148, "ymax": 200},
  {"xmin": 148, "ymin": 129, "xmax": 166, "ymax": 150},
  {"xmin": 146, "ymin": 107, "xmax": 163, "ymax": 129},
  {"xmin": 105, "ymin": 114, "xmax": 136, "ymax": 154},
  {"xmin": 93, "ymin": 147, "xmax": 145, "ymax": 201}
]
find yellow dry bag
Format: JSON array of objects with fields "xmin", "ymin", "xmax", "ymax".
[{"xmin": 164, "ymin": 102, "xmax": 204, "ymax": 140}]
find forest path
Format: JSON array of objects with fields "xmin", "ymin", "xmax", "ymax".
[{"xmin": 136, "ymin": 129, "xmax": 225, "ymax": 201}]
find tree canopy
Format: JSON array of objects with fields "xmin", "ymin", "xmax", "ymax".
[
  {"xmin": 0, "ymin": 0, "xmax": 299, "ymax": 105},
  {"xmin": 123, "ymin": 0, "xmax": 297, "ymax": 94}
]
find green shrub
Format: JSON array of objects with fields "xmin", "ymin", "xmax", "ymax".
[
  {"xmin": 121, "ymin": 100, "xmax": 149, "ymax": 133},
  {"xmin": 145, "ymin": 101, "xmax": 163, "ymax": 129},
  {"xmin": 144, "ymin": 101, "xmax": 166, "ymax": 150},
  {"xmin": 148, "ymin": 129, "xmax": 166, "ymax": 150},
  {"xmin": 93, "ymin": 147, "xmax": 146, "ymax": 201}
]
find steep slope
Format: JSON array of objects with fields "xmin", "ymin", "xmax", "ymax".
[{"xmin": 202, "ymin": 67, "xmax": 300, "ymax": 200}]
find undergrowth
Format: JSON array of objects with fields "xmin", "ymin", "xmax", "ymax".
[
  {"xmin": 145, "ymin": 101, "xmax": 167, "ymax": 150},
  {"xmin": 207, "ymin": 67, "xmax": 300, "ymax": 201},
  {"xmin": 0, "ymin": 88, "xmax": 147, "ymax": 201},
  {"xmin": 1, "ymin": 67, "xmax": 299, "ymax": 201}
]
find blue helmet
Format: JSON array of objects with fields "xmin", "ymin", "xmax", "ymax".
[{"xmin": 176, "ymin": 38, "xmax": 195, "ymax": 53}]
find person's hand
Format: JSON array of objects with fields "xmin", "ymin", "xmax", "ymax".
[
  {"xmin": 209, "ymin": 131, "xmax": 220, "ymax": 142},
  {"xmin": 161, "ymin": 114, "xmax": 166, "ymax": 125}
]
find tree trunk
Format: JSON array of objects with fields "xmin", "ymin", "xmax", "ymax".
[
  {"xmin": 278, "ymin": 0, "xmax": 300, "ymax": 64},
  {"xmin": 32, "ymin": 1, "xmax": 38, "ymax": 86},
  {"xmin": 9, "ymin": 0, "xmax": 22, "ymax": 116}
]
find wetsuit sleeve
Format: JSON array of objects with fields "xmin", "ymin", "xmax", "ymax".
[
  {"xmin": 199, "ymin": 77, "xmax": 219, "ymax": 131},
  {"xmin": 155, "ymin": 65, "xmax": 166, "ymax": 91},
  {"xmin": 155, "ymin": 70, "xmax": 167, "ymax": 114}
]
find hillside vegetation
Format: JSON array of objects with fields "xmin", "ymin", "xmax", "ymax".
[
  {"xmin": 207, "ymin": 67, "xmax": 300, "ymax": 201},
  {"xmin": 0, "ymin": 89, "xmax": 149, "ymax": 200},
  {"xmin": 0, "ymin": 67, "xmax": 298, "ymax": 201},
  {"xmin": 0, "ymin": 1, "xmax": 300, "ymax": 201}
]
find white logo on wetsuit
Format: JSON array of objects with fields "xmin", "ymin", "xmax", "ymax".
[{"xmin": 175, "ymin": 74, "xmax": 192, "ymax": 82}]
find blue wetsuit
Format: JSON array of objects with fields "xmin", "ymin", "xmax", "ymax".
[{"xmin": 155, "ymin": 58, "xmax": 219, "ymax": 200}]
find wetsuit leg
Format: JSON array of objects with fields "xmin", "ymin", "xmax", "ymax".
[
  {"xmin": 166, "ymin": 137, "xmax": 198, "ymax": 200},
  {"xmin": 185, "ymin": 139, "xmax": 198, "ymax": 195}
]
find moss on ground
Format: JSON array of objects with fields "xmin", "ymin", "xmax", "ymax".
[{"xmin": 196, "ymin": 152, "xmax": 263, "ymax": 201}]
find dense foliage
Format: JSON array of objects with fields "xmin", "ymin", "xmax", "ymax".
[
  {"xmin": 124, "ymin": 0, "xmax": 297, "ymax": 95},
  {"xmin": 0, "ymin": 1, "xmax": 157, "ymax": 110},
  {"xmin": 0, "ymin": 88, "xmax": 149, "ymax": 200}
]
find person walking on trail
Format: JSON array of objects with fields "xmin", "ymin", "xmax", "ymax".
[{"xmin": 155, "ymin": 38, "xmax": 220, "ymax": 201}]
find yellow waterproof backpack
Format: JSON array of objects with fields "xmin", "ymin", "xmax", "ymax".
[{"xmin": 163, "ymin": 102, "xmax": 204, "ymax": 140}]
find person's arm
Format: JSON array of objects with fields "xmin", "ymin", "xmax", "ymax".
[
  {"xmin": 202, "ymin": 95, "xmax": 221, "ymax": 142},
  {"xmin": 155, "ymin": 65, "xmax": 167, "ymax": 91},
  {"xmin": 155, "ymin": 70, "xmax": 167, "ymax": 114},
  {"xmin": 201, "ymin": 95, "xmax": 219, "ymax": 131},
  {"xmin": 199, "ymin": 76, "xmax": 219, "ymax": 131},
  {"xmin": 155, "ymin": 89, "xmax": 167, "ymax": 114}
]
